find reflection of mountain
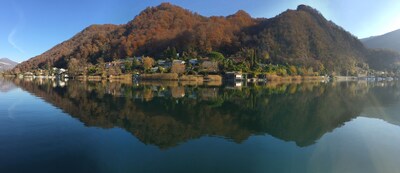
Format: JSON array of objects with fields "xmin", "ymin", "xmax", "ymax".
[
  {"xmin": 0, "ymin": 78, "xmax": 17, "ymax": 93},
  {"xmin": 361, "ymin": 83, "xmax": 400, "ymax": 126},
  {"xmin": 11, "ymin": 79, "xmax": 398, "ymax": 148}
]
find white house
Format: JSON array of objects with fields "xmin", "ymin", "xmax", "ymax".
[
  {"xmin": 172, "ymin": 60, "xmax": 185, "ymax": 65},
  {"xmin": 189, "ymin": 59, "xmax": 199, "ymax": 65}
]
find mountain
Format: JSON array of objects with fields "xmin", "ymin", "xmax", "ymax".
[
  {"xmin": 0, "ymin": 58, "xmax": 18, "ymax": 72},
  {"xmin": 362, "ymin": 29, "xmax": 400, "ymax": 52},
  {"xmin": 13, "ymin": 3, "xmax": 400, "ymax": 75}
]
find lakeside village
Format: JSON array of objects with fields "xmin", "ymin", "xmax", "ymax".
[{"xmin": 2, "ymin": 51, "xmax": 397, "ymax": 84}]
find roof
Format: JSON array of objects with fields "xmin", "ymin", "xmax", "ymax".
[
  {"xmin": 230, "ymin": 57, "xmax": 246, "ymax": 63},
  {"xmin": 172, "ymin": 60, "xmax": 185, "ymax": 64},
  {"xmin": 225, "ymin": 71, "xmax": 242, "ymax": 74}
]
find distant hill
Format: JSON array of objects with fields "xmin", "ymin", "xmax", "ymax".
[
  {"xmin": 0, "ymin": 58, "xmax": 18, "ymax": 72},
  {"xmin": 362, "ymin": 29, "xmax": 400, "ymax": 53},
  {"xmin": 13, "ymin": 3, "xmax": 400, "ymax": 75}
]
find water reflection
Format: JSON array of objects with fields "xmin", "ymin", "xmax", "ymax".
[
  {"xmin": 0, "ymin": 78, "xmax": 17, "ymax": 93},
  {"xmin": 8, "ymin": 78, "xmax": 400, "ymax": 148}
]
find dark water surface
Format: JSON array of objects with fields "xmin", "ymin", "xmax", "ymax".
[{"xmin": 1, "ymin": 78, "xmax": 400, "ymax": 173}]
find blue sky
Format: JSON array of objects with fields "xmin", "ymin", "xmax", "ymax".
[{"xmin": 1, "ymin": 0, "xmax": 400, "ymax": 62}]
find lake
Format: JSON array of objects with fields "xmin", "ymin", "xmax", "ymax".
[{"xmin": 1, "ymin": 78, "xmax": 400, "ymax": 173}]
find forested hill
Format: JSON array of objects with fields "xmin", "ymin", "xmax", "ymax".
[{"xmin": 13, "ymin": 3, "xmax": 400, "ymax": 75}]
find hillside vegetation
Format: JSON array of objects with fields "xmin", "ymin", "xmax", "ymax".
[{"xmin": 13, "ymin": 3, "xmax": 400, "ymax": 75}]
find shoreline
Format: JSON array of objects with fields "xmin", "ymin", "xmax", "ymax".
[{"xmin": 2, "ymin": 72, "xmax": 396, "ymax": 83}]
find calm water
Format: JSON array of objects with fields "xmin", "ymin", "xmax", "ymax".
[{"xmin": 1, "ymin": 78, "xmax": 400, "ymax": 173}]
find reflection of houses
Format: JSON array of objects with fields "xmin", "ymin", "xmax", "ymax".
[
  {"xmin": 257, "ymin": 74, "xmax": 267, "ymax": 82},
  {"xmin": 104, "ymin": 85, "xmax": 126, "ymax": 97},
  {"xmin": 225, "ymin": 72, "xmax": 243, "ymax": 81},
  {"xmin": 132, "ymin": 86, "xmax": 188, "ymax": 100},
  {"xmin": 228, "ymin": 82, "xmax": 242, "ymax": 88},
  {"xmin": 171, "ymin": 87, "xmax": 185, "ymax": 98},
  {"xmin": 199, "ymin": 88, "xmax": 219, "ymax": 100},
  {"xmin": 52, "ymin": 80, "xmax": 67, "ymax": 88},
  {"xmin": 17, "ymin": 78, "xmax": 379, "ymax": 149},
  {"xmin": 157, "ymin": 90, "xmax": 166, "ymax": 97}
]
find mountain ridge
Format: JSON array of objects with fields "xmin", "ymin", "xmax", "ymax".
[
  {"xmin": 362, "ymin": 29, "xmax": 400, "ymax": 53},
  {"xmin": 0, "ymin": 58, "xmax": 18, "ymax": 72},
  {"xmin": 13, "ymin": 3, "xmax": 400, "ymax": 75}
]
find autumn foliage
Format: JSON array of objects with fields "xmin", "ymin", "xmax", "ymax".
[{"xmin": 13, "ymin": 3, "xmax": 400, "ymax": 75}]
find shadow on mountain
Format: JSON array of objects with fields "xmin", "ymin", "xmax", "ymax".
[{"xmin": 9, "ymin": 78, "xmax": 400, "ymax": 149}]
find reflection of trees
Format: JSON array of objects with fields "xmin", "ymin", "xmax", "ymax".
[{"xmin": 11, "ymin": 78, "xmax": 399, "ymax": 148}]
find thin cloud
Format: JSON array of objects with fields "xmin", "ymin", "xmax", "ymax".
[
  {"xmin": 8, "ymin": 1, "xmax": 25, "ymax": 54},
  {"xmin": 8, "ymin": 29, "xmax": 24, "ymax": 53}
]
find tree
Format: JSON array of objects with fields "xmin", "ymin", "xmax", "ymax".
[
  {"xmin": 142, "ymin": 57, "xmax": 155, "ymax": 71},
  {"xmin": 263, "ymin": 52, "xmax": 271, "ymax": 63},
  {"xmin": 288, "ymin": 65, "xmax": 298, "ymax": 75},
  {"xmin": 201, "ymin": 61, "xmax": 219, "ymax": 73},
  {"xmin": 208, "ymin": 51, "xmax": 225, "ymax": 62},
  {"xmin": 132, "ymin": 59, "xmax": 141, "ymax": 70},
  {"xmin": 171, "ymin": 63, "xmax": 186, "ymax": 74},
  {"xmin": 108, "ymin": 65, "xmax": 122, "ymax": 76},
  {"xmin": 164, "ymin": 47, "xmax": 178, "ymax": 59},
  {"xmin": 68, "ymin": 58, "xmax": 81, "ymax": 77},
  {"xmin": 221, "ymin": 59, "xmax": 235, "ymax": 71},
  {"xmin": 13, "ymin": 68, "xmax": 21, "ymax": 75},
  {"xmin": 124, "ymin": 61, "xmax": 133, "ymax": 73},
  {"xmin": 87, "ymin": 66, "xmax": 97, "ymax": 75}
]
